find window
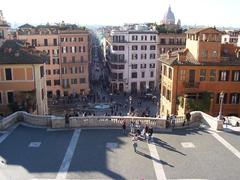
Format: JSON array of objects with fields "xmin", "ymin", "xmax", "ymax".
[
  {"xmin": 162, "ymin": 86, "xmax": 166, "ymax": 97},
  {"xmin": 118, "ymin": 73, "xmax": 123, "ymax": 80},
  {"xmin": 141, "ymin": 72, "xmax": 145, "ymax": 78},
  {"xmin": 62, "ymin": 47, "xmax": 66, "ymax": 54},
  {"xmin": 166, "ymin": 90, "xmax": 171, "ymax": 101},
  {"xmin": 44, "ymin": 39, "xmax": 48, "ymax": 46},
  {"xmin": 62, "ymin": 57, "xmax": 67, "ymax": 63},
  {"xmin": 149, "ymin": 63, "xmax": 155, "ymax": 68},
  {"xmin": 40, "ymin": 66, "xmax": 44, "ymax": 78},
  {"xmin": 79, "ymin": 46, "xmax": 82, "ymax": 52},
  {"xmin": 150, "ymin": 53, "xmax": 156, "ymax": 59},
  {"xmin": 200, "ymin": 69, "xmax": 206, "ymax": 81},
  {"xmin": 140, "ymin": 64, "xmax": 147, "ymax": 69},
  {"xmin": 168, "ymin": 68, "xmax": 172, "ymax": 79},
  {"xmin": 53, "ymin": 58, "xmax": 59, "ymax": 64},
  {"xmin": 53, "ymin": 39, "xmax": 57, "ymax": 46},
  {"xmin": 71, "ymin": 79, "xmax": 78, "ymax": 84},
  {"xmin": 79, "ymin": 66, "xmax": 84, "ymax": 73},
  {"xmin": 83, "ymin": 46, "xmax": 86, "ymax": 52},
  {"xmin": 163, "ymin": 66, "xmax": 167, "ymax": 76},
  {"xmin": 132, "ymin": 72, "xmax": 137, "ymax": 78},
  {"xmin": 150, "ymin": 45, "xmax": 156, "ymax": 50},
  {"xmin": 219, "ymin": 70, "xmax": 229, "ymax": 81},
  {"xmin": 230, "ymin": 93, "xmax": 239, "ymax": 104},
  {"xmin": 132, "ymin": 35, "xmax": 138, "ymax": 41},
  {"xmin": 119, "ymin": 65, "xmax": 124, "ymax": 69},
  {"xmin": 80, "ymin": 78, "xmax": 86, "ymax": 84},
  {"xmin": 131, "ymin": 64, "xmax": 138, "ymax": 69},
  {"xmin": 71, "ymin": 46, "xmax": 75, "ymax": 53},
  {"xmin": 141, "ymin": 45, "xmax": 147, "ymax": 50},
  {"xmin": 210, "ymin": 69, "xmax": 216, "ymax": 81},
  {"xmin": 132, "ymin": 54, "xmax": 138, "ymax": 60},
  {"xmin": 46, "ymin": 70, "xmax": 51, "ymax": 75},
  {"xmin": 72, "ymin": 56, "xmax": 75, "ymax": 63},
  {"xmin": 141, "ymin": 54, "xmax": 147, "ymax": 59},
  {"xmin": 132, "ymin": 45, "xmax": 138, "ymax": 50},
  {"xmin": 42, "ymin": 89, "xmax": 44, "ymax": 100},
  {"xmin": 119, "ymin": 46, "xmax": 124, "ymax": 51},
  {"xmin": 5, "ymin": 68, "xmax": 12, "ymax": 80},
  {"xmin": 54, "ymin": 80, "xmax": 60, "ymax": 86},
  {"xmin": 180, "ymin": 70, "xmax": 186, "ymax": 81},
  {"xmin": 7, "ymin": 92, "xmax": 14, "ymax": 104},
  {"xmin": 53, "ymin": 69, "xmax": 60, "ymax": 75},
  {"xmin": 46, "ymin": 80, "xmax": 51, "ymax": 86},
  {"xmin": 160, "ymin": 38, "xmax": 166, "ymax": 44},
  {"xmin": 113, "ymin": 46, "xmax": 118, "ymax": 51},
  {"xmin": 202, "ymin": 49, "xmax": 208, "ymax": 58},
  {"xmin": 150, "ymin": 71, "xmax": 154, "ymax": 77},
  {"xmin": 232, "ymin": 71, "xmax": 240, "ymax": 81}
]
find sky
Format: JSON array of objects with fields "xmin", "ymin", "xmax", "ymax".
[{"xmin": 1, "ymin": 0, "xmax": 240, "ymax": 28}]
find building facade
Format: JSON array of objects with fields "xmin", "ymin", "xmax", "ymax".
[
  {"xmin": 17, "ymin": 24, "xmax": 90, "ymax": 98},
  {"xmin": 0, "ymin": 40, "xmax": 48, "ymax": 115},
  {"xmin": 160, "ymin": 27, "xmax": 240, "ymax": 117},
  {"xmin": 105, "ymin": 26, "xmax": 158, "ymax": 93}
]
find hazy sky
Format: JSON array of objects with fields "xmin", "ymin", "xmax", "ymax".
[{"xmin": 1, "ymin": 0, "xmax": 240, "ymax": 27}]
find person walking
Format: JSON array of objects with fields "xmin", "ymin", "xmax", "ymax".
[
  {"xmin": 186, "ymin": 112, "xmax": 191, "ymax": 126},
  {"xmin": 122, "ymin": 120, "xmax": 126, "ymax": 135},
  {"xmin": 132, "ymin": 133, "xmax": 138, "ymax": 153}
]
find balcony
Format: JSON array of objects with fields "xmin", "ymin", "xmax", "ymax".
[{"xmin": 183, "ymin": 82, "xmax": 200, "ymax": 88}]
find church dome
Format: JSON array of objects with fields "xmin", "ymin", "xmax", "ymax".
[{"xmin": 162, "ymin": 6, "xmax": 175, "ymax": 24}]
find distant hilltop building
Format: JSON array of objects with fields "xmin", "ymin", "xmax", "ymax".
[
  {"xmin": 160, "ymin": 5, "xmax": 181, "ymax": 30},
  {"xmin": 0, "ymin": 10, "xmax": 11, "ymax": 40}
]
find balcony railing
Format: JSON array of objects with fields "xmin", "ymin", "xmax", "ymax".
[{"xmin": 183, "ymin": 82, "xmax": 200, "ymax": 88}]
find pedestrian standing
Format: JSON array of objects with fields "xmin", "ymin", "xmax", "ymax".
[
  {"xmin": 132, "ymin": 133, "xmax": 138, "ymax": 152},
  {"xmin": 148, "ymin": 126, "xmax": 153, "ymax": 143},
  {"xmin": 171, "ymin": 115, "xmax": 176, "ymax": 129},
  {"xmin": 122, "ymin": 120, "xmax": 126, "ymax": 134}
]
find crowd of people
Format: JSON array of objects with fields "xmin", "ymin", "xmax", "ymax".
[{"xmin": 121, "ymin": 120, "xmax": 154, "ymax": 153}]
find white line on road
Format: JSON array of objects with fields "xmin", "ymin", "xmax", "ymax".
[
  {"xmin": 210, "ymin": 131, "xmax": 240, "ymax": 160},
  {"xmin": 0, "ymin": 123, "xmax": 19, "ymax": 144},
  {"xmin": 56, "ymin": 129, "xmax": 81, "ymax": 179},
  {"xmin": 148, "ymin": 140, "xmax": 167, "ymax": 180}
]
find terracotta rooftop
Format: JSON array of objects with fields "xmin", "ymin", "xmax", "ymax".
[
  {"xmin": 160, "ymin": 49, "xmax": 240, "ymax": 66},
  {"xmin": 0, "ymin": 40, "xmax": 48, "ymax": 64}
]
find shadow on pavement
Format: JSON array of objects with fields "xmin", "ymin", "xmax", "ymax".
[
  {"xmin": 153, "ymin": 137, "xmax": 186, "ymax": 156},
  {"xmin": 135, "ymin": 150, "xmax": 174, "ymax": 168}
]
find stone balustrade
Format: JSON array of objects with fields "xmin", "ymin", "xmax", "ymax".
[
  {"xmin": 69, "ymin": 116, "xmax": 166, "ymax": 129},
  {"xmin": 0, "ymin": 111, "xmax": 211, "ymax": 131}
]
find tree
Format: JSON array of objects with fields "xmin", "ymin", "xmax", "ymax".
[{"xmin": 186, "ymin": 92, "xmax": 212, "ymax": 112}]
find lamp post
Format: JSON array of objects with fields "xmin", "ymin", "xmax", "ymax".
[
  {"xmin": 219, "ymin": 91, "xmax": 224, "ymax": 120},
  {"xmin": 128, "ymin": 96, "xmax": 132, "ymax": 115}
]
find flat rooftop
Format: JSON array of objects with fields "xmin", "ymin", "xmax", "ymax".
[{"xmin": 0, "ymin": 124, "xmax": 240, "ymax": 180}]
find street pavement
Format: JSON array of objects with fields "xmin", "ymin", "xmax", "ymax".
[{"xmin": 0, "ymin": 124, "xmax": 240, "ymax": 180}]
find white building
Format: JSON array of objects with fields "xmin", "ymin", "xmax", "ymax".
[
  {"xmin": 105, "ymin": 26, "xmax": 158, "ymax": 93},
  {"xmin": 221, "ymin": 30, "xmax": 239, "ymax": 45}
]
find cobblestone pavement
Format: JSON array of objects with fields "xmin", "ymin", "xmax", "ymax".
[{"xmin": 0, "ymin": 124, "xmax": 240, "ymax": 180}]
